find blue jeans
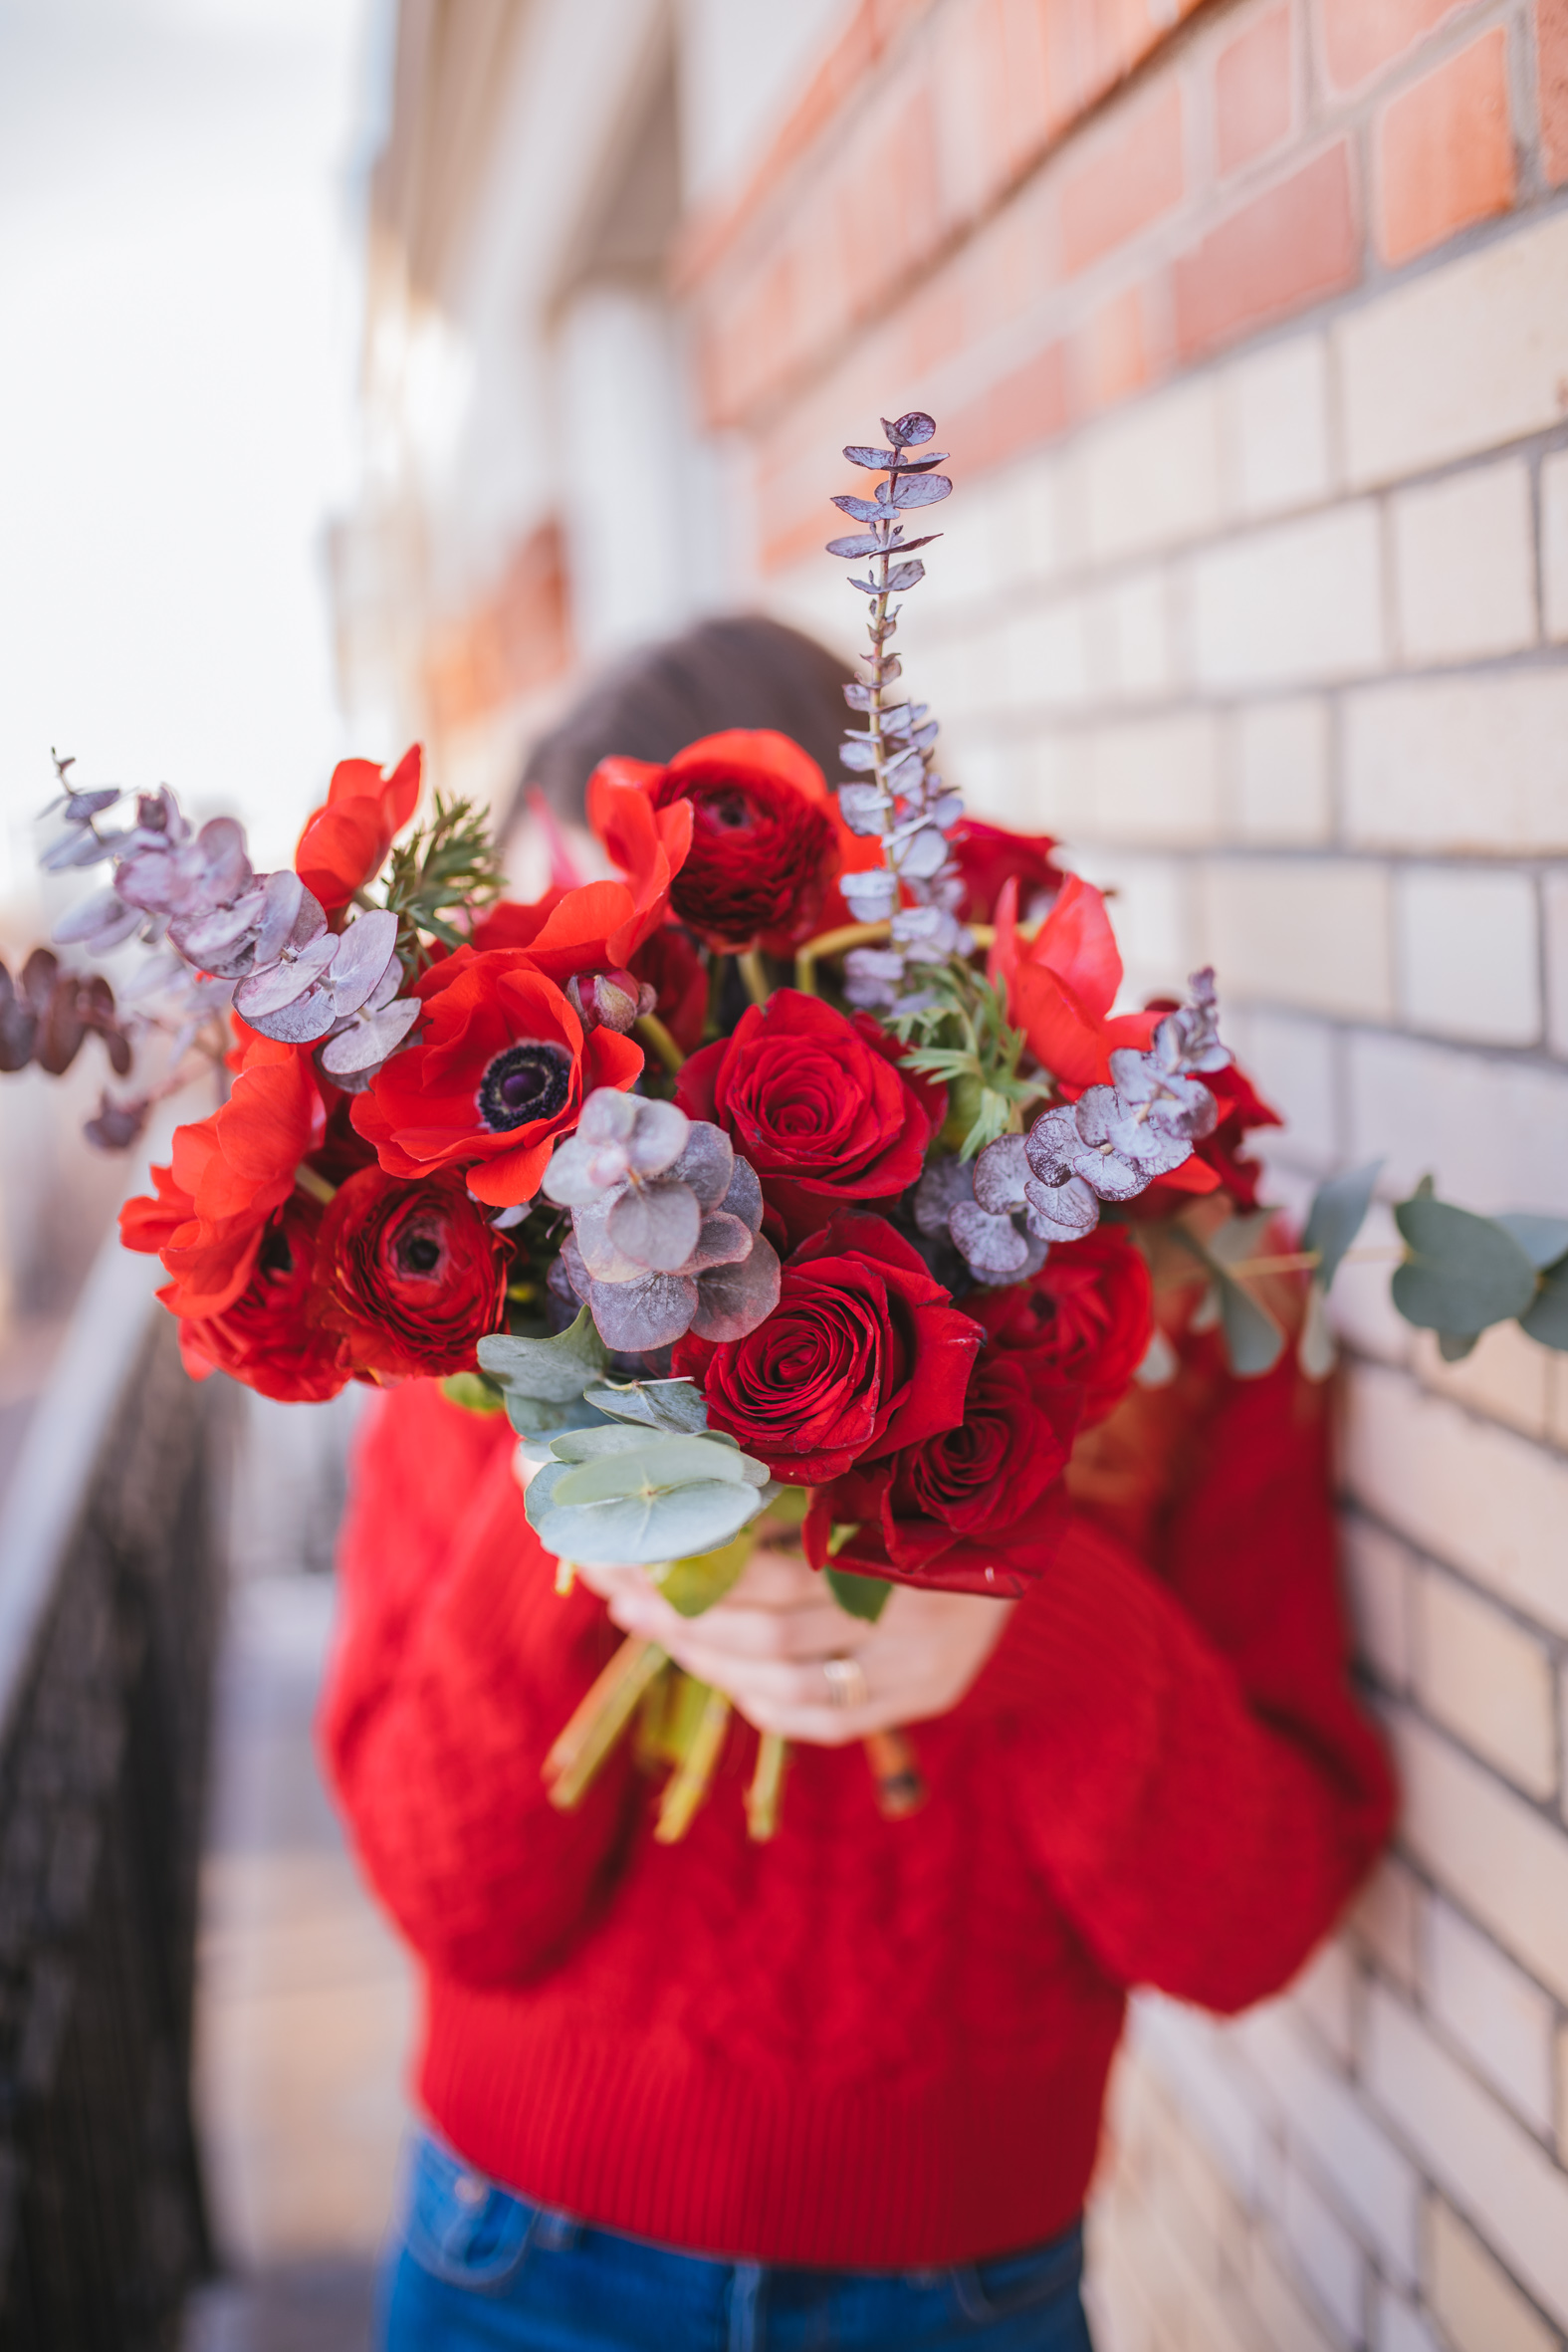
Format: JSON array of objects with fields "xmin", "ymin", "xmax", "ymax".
[{"xmin": 381, "ymin": 2132, "xmax": 1095, "ymax": 2351}]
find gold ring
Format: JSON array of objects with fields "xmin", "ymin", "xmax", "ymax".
[{"xmin": 822, "ymin": 1654, "xmax": 869, "ymax": 1711}]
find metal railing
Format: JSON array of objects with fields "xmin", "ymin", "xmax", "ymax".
[{"xmin": 0, "ymin": 1243, "xmax": 229, "ymax": 2350}]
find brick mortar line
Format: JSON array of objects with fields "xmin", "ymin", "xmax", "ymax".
[{"xmin": 1342, "ymin": 1490, "xmax": 1568, "ymax": 1662}]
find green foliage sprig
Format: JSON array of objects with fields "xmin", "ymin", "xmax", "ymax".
[
  {"xmin": 888, "ymin": 963, "xmax": 1038, "ymax": 1157},
  {"xmin": 381, "ymin": 791, "xmax": 505, "ymax": 969}
]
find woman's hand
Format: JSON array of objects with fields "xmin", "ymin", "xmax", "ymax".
[{"xmin": 573, "ymin": 1545, "xmax": 1014, "ymax": 1748}]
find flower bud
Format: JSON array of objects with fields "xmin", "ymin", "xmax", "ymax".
[{"xmin": 565, "ymin": 969, "xmax": 651, "ymax": 1035}]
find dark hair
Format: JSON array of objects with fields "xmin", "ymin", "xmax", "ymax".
[{"xmin": 505, "ymin": 614, "xmax": 853, "ymax": 833}]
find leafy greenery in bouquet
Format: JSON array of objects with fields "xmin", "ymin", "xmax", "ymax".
[{"xmin": 8, "ymin": 409, "xmax": 1568, "ymax": 1843}]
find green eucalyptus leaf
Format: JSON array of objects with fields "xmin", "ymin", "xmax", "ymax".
[
  {"xmin": 1301, "ymin": 1159, "xmax": 1383, "ymax": 1293},
  {"xmin": 825, "ymin": 1565, "xmax": 894, "ymax": 1622},
  {"xmin": 504, "ymin": 1391, "xmax": 608, "ymax": 1440},
  {"xmin": 1436, "ymin": 1329, "xmax": 1479, "ymax": 1362},
  {"xmin": 1520, "ymin": 1261, "xmax": 1568, "ymax": 1351},
  {"xmin": 479, "ymin": 1305, "xmax": 607, "ymax": 1403},
  {"xmin": 1493, "ymin": 1213, "xmax": 1568, "ymax": 1272},
  {"xmin": 549, "ymin": 1423, "xmax": 690, "ymax": 1464},
  {"xmin": 1297, "ymin": 1280, "xmax": 1336, "ymax": 1382},
  {"xmin": 551, "ymin": 1433, "xmax": 756, "ymax": 1509},
  {"xmin": 583, "ymin": 1377, "xmax": 710, "ymax": 1434},
  {"xmin": 651, "ymin": 1527, "xmax": 757, "ymax": 1617},
  {"xmin": 530, "ymin": 1479, "xmax": 766, "ymax": 1567},
  {"xmin": 522, "ymin": 1458, "xmax": 572, "ymax": 1516},
  {"xmin": 1173, "ymin": 1227, "xmax": 1285, "ymax": 1377},
  {"xmin": 1392, "ymin": 1196, "xmax": 1537, "ymax": 1336}
]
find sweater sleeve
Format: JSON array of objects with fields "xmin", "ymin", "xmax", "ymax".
[
  {"xmin": 319, "ymin": 1381, "xmax": 636, "ymax": 1988},
  {"xmin": 980, "ymin": 1343, "xmax": 1395, "ymax": 2011}
]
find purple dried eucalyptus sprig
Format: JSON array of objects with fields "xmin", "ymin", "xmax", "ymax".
[
  {"xmin": 39, "ymin": 754, "xmax": 409, "ymax": 1087},
  {"xmin": 825, "ymin": 411, "xmax": 971, "ymax": 1014},
  {"xmin": 545, "ymin": 1089, "xmax": 781, "ymax": 1354},
  {"xmin": 966, "ymin": 969, "xmax": 1232, "ymax": 1269}
]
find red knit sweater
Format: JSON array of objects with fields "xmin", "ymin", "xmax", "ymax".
[{"xmin": 322, "ymin": 1330, "xmax": 1392, "ymax": 2267}]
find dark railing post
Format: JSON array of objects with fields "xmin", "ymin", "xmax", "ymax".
[{"xmin": 0, "ymin": 1242, "xmax": 229, "ymax": 2350}]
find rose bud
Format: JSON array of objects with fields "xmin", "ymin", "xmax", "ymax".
[{"xmin": 564, "ymin": 969, "xmax": 657, "ymax": 1036}]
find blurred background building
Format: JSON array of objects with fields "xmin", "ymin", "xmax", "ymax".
[
  {"xmin": 332, "ymin": 6, "xmax": 1568, "ymax": 2352},
  {"xmin": 4, "ymin": 2, "xmax": 1568, "ymax": 2349}
]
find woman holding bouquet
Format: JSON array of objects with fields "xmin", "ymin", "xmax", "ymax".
[{"xmin": 322, "ymin": 619, "xmax": 1392, "ymax": 2350}]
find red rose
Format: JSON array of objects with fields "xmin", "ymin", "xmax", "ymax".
[
  {"xmin": 805, "ymin": 1350, "xmax": 1079, "ymax": 1596},
  {"xmin": 674, "ymin": 1211, "xmax": 980, "ymax": 1484},
  {"xmin": 295, "ymin": 746, "xmax": 422, "ymax": 912},
  {"xmin": 121, "ymin": 1036, "xmax": 321, "ymax": 1316},
  {"xmin": 351, "ymin": 946, "xmax": 641, "ymax": 1207},
  {"xmin": 175, "ymin": 1193, "xmax": 349, "ymax": 1403},
  {"xmin": 969, "ymin": 1224, "xmax": 1153, "ymax": 1429},
  {"xmin": 589, "ymin": 732, "xmax": 837, "ymax": 954},
  {"xmin": 313, "ymin": 1165, "xmax": 510, "ymax": 1379},
  {"xmin": 950, "ymin": 818, "xmax": 1066, "ymax": 925},
  {"xmin": 676, "ymin": 989, "xmax": 942, "ymax": 1245},
  {"xmin": 629, "ymin": 922, "xmax": 707, "ymax": 1056}
]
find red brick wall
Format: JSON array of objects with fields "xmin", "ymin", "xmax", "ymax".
[{"xmin": 679, "ymin": 0, "xmax": 1562, "ymax": 577}]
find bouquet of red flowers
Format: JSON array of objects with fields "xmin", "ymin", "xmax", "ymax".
[{"xmin": 15, "ymin": 408, "xmax": 1567, "ymax": 1839}]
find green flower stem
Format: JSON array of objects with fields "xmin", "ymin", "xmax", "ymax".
[
  {"xmin": 746, "ymin": 1732, "xmax": 789, "ymax": 1843},
  {"xmin": 738, "ymin": 949, "xmax": 772, "ymax": 1010},
  {"xmin": 654, "ymin": 1684, "xmax": 733, "ymax": 1843},
  {"xmin": 544, "ymin": 1635, "xmax": 669, "ymax": 1811}
]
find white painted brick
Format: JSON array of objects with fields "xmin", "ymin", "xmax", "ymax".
[
  {"xmin": 1424, "ymin": 1896, "xmax": 1556, "ymax": 2135},
  {"xmin": 1327, "ymin": 1201, "xmax": 1415, "ymax": 1366},
  {"xmin": 1290, "ymin": 1939, "xmax": 1357, "ymax": 2070},
  {"xmin": 1428, "ymin": 2198, "xmax": 1559, "ymax": 2352},
  {"xmin": 1413, "ymin": 1323, "xmax": 1552, "ymax": 1446},
  {"xmin": 1079, "ymin": 379, "xmax": 1223, "ymax": 563},
  {"xmin": 1192, "ymin": 506, "xmax": 1386, "ymax": 688},
  {"xmin": 1540, "ymin": 450, "xmax": 1568, "ymax": 643},
  {"xmin": 1345, "ymin": 1032, "xmax": 1568, "ymax": 1213},
  {"xmin": 1085, "ymin": 570, "xmax": 1175, "ymax": 701},
  {"xmin": 1413, "ymin": 1566, "xmax": 1557, "ymax": 1799},
  {"xmin": 1335, "ymin": 209, "xmax": 1568, "ymax": 488},
  {"xmin": 1343, "ymin": 1363, "xmax": 1568, "ymax": 1637},
  {"xmin": 1278, "ymin": 2159, "xmax": 1366, "ymax": 2344},
  {"xmin": 1199, "ymin": 857, "xmax": 1393, "ymax": 1019},
  {"xmin": 1233, "ymin": 2005, "xmax": 1421, "ymax": 2280},
  {"xmin": 1394, "ymin": 866, "xmax": 1540, "ymax": 1046},
  {"xmin": 1230, "ymin": 698, "xmax": 1332, "ymax": 846},
  {"xmin": 1392, "ymin": 1711, "xmax": 1568, "ymax": 2004},
  {"xmin": 1081, "ymin": 713, "xmax": 1224, "ymax": 844},
  {"xmin": 1366, "ymin": 1988, "xmax": 1568, "ymax": 2331},
  {"xmin": 1349, "ymin": 1856, "xmax": 1421, "ymax": 1991},
  {"xmin": 1544, "ymin": 871, "xmax": 1568, "ymax": 1058},
  {"xmin": 1131, "ymin": 1998, "xmax": 1269, "ymax": 2200},
  {"xmin": 1003, "ymin": 597, "xmax": 1090, "ymax": 711},
  {"xmin": 1341, "ymin": 1517, "xmax": 1414, "ymax": 1689},
  {"xmin": 1246, "ymin": 2230, "xmax": 1349, "ymax": 2352},
  {"xmin": 1391, "ymin": 462, "xmax": 1537, "ymax": 664},
  {"xmin": 988, "ymin": 731, "xmax": 1076, "ymax": 834},
  {"xmin": 1343, "ymin": 671, "xmax": 1568, "ymax": 853},
  {"xmin": 1221, "ymin": 336, "xmax": 1334, "ymax": 522},
  {"xmin": 1373, "ymin": 2286, "xmax": 1442, "ymax": 2352},
  {"xmin": 1222, "ymin": 1008, "xmax": 1338, "ymax": 1163},
  {"xmin": 1063, "ymin": 849, "xmax": 1195, "ymax": 996}
]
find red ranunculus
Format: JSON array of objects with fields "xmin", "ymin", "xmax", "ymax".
[
  {"xmin": 950, "ymin": 818, "xmax": 1066, "ymax": 926},
  {"xmin": 629, "ymin": 922, "xmax": 707, "ymax": 1056},
  {"xmin": 121, "ymin": 1036, "xmax": 322, "ymax": 1316},
  {"xmin": 351, "ymin": 946, "xmax": 641, "ymax": 1207},
  {"xmin": 804, "ymin": 1349, "xmax": 1080, "ymax": 1596},
  {"xmin": 588, "ymin": 732, "xmax": 838, "ymax": 954},
  {"xmin": 313, "ymin": 1164, "xmax": 510, "ymax": 1379},
  {"xmin": 674, "ymin": 1211, "xmax": 980, "ymax": 1484},
  {"xmin": 676, "ymin": 988, "xmax": 942, "ymax": 1245},
  {"xmin": 295, "ymin": 746, "xmax": 423, "ymax": 912},
  {"xmin": 969, "ymin": 1224, "xmax": 1154, "ymax": 1429},
  {"xmin": 175, "ymin": 1192, "xmax": 349, "ymax": 1403}
]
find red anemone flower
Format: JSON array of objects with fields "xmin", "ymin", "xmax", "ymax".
[
  {"xmin": 295, "ymin": 745, "xmax": 423, "ymax": 911},
  {"xmin": 350, "ymin": 946, "xmax": 642, "ymax": 1207}
]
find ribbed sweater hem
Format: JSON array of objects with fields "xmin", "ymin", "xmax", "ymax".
[{"xmin": 417, "ymin": 1986, "xmax": 1122, "ymax": 2269}]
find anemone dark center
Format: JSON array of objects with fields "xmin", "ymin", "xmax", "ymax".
[{"xmin": 478, "ymin": 1040, "xmax": 571, "ymax": 1132}]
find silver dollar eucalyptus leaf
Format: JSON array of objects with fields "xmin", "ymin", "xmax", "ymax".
[{"xmin": 605, "ymin": 1181, "xmax": 703, "ymax": 1274}]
